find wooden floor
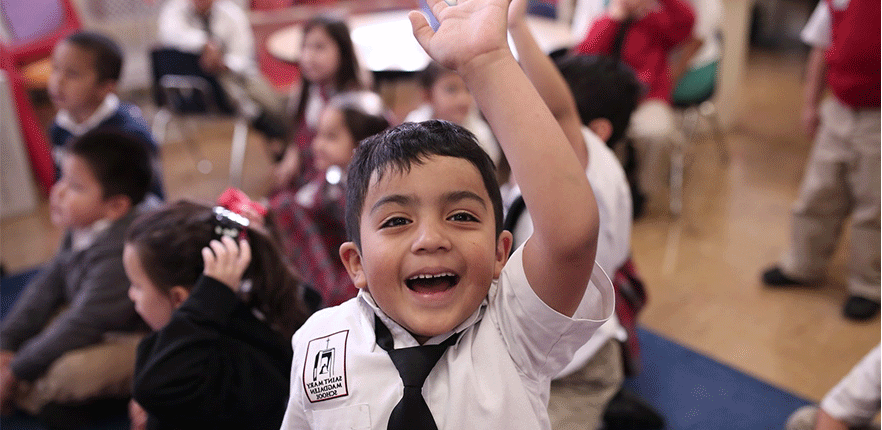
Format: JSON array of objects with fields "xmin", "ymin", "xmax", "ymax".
[{"xmin": 1, "ymin": 48, "xmax": 878, "ymax": 405}]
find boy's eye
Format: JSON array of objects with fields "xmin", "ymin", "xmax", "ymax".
[
  {"xmin": 449, "ymin": 212, "xmax": 478, "ymax": 222},
  {"xmin": 380, "ymin": 217, "xmax": 410, "ymax": 228}
]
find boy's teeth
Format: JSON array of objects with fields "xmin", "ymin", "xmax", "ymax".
[{"xmin": 409, "ymin": 273, "xmax": 456, "ymax": 280}]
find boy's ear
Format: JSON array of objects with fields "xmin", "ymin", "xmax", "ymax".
[
  {"xmin": 168, "ymin": 286, "xmax": 190, "ymax": 309},
  {"xmin": 494, "ymin": 230, "xmax": 513, "ymax": 278},
  {"xmin": 339, "ymin": 242, "xmax": 368, "ymax": 290},
  {"xmin": 587, "ymin": 118, "xmax": 614, "ymax": 143},
  {"xmin": 103, "ymin": 194, "xmax": 133, "ymax": 221}
]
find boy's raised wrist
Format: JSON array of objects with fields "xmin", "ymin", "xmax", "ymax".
[{"xmin": 458, "ymin": 49, "xmax": 516, "ymax": 84}]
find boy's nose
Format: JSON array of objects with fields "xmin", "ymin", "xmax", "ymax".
[{"xmin": 411, "ymin": 220, "xmax": 452, "ymax": 253}]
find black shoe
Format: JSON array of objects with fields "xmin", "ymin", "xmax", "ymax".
[
  {"xmin": 761, "ymin": 266, "xmax": 805, "ymax": 286},
  {"xmin": 37, "ymin": 398, "xmax": 128, "ymax": 430},
  {"xmin": 843, "ymin": 296, "xmax": 880, "ymax": 321},
  {"xmin": 603, "ymin": 389, "xmax": 665, "ymax": 430}
]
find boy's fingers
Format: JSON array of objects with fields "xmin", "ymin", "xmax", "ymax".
[{"xmin": 409, "ymin": 10, "xmax": 434, "ymax": 51}]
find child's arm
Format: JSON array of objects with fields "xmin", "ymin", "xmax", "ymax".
[
  {"xmin": 411, "ymin": 0, "xmax": 599, "ymax": 317},
  {"xmin": 645, "ymin": 0, "xmax": 695, "ymax": 49},
  {"xmin": 801, "ymin": 46, "xmax": 827, "ymax": 138},
  {"xmin": 508, "ymin": 0, "xmax": 587, "ymax": 167},
  {"xmin": 0, "ymin": 255, "xmax": 134, "ymax": 382},
  {"xmin": 202, "ymin": 236, "xmax": 251, "ymax": 291}
]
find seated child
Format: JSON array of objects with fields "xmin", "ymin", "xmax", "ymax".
[
  {"xmin": 123, "ymin": 200, "xmax": 317, "ymax": 430},
  {"xmin": 48, "ymin": 31, "xmax": 166, "ymax": 201},
  {"xmin": 785, "ymin": 344, "xmax": 880, "ymax": 430},
  {"xmin": 274, "ymin": 16, "xmax": 367, "ymax": 190},
  {"xmin": 280, "ymin": 0, "xmax": 613, "ymax": 428},
  {"xmin": 0, "ymin": 130, "xmax": 155, "ymax": 421},
  {"xmin": 270, "ymin": 91, "xmax": 392, "ymax": 307},
  {"xmin": 573, "ymin": 0, "xmax": 694, "ymax": 205},
  {"xmin": 158, "ymin": 0, "xmax": 289, "ymax": 142},
  {"xmin": 504, "ymin": 3, "xmax": 652, "ymax": 428},
  {"xmin": 404, "ymin": 61, "xmax": 501, "ymax": 165}
]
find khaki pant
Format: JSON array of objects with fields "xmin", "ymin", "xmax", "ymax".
[
  {"xmin": 780, "ymin": 97, "xmax": 881, "ymax": 300},
  {"xmin": 627, "ymin": 99, "xmax": 682, "ymax": 197},
  {"xmin": 218, "ymin": 71, "xmax": 288, "ymax": 124},
  {"xmin": 548, "ymin": 339, "xmax": 624, "ymax": 430},
  {"xmin": 13, "ymin": 333, "xmax": 143, "ymax": 415}
]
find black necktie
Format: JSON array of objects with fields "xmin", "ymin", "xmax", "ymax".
[{"xmin": 374, "ymin": 315, "xmax": 459, "ymax": 430}]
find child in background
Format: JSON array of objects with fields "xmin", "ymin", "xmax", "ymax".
[
  {"xmin": 785, "ymin": 344, "xmax": 880, "ymax": 430},
  {"xmin": 505, "ymin": 2, "xmax": 654, "ymax": 427},
  {"xmin": 281, "ymin": 0, "xmax": 612, "ymax": 427},
  {"xmin": 405, "ymin": 61, "xmax": 501, "ymax": 165},
  {"xmin": 123, "ymin": 201, "xmax": 317, "ymax": 430},
  {"xmin": 0, "ymin": 130, "xmax": 154, "ymax": 423},
  {"xmin": 573, "ymin": 0, "xmax": 694, "ymax": 207},
  {"xmin": 158, "ymin": 0, "xmax": 290, "ymax": 143},
  {"xmin": 761, "ymin": 0, "xmax": 880, "ymax": 321},
  {"xmin": 48, "ymin": 31, "xmax": 165, "ymax": 201},
  {"xmin": 275, "ymin": 16, "xmax": 368, "ymax": 190},
  {"xmin": 271, "ymin": 91, "xmax": 392, "ymax": 307}
]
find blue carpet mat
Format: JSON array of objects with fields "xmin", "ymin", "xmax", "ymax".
[
  {"xmin": 1, "ymin": 269, "xmax": 811, "ymax": 429},
  {"xmin": 625, "ymin": 327, "xmax": 812, "ymax": 430}
]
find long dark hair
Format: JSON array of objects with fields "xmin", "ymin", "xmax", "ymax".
[
  {"xmin": 293, "ymin": 16, "xmax": 364, "ymax": 130},
  {"xmin": 125, "ymin": 201, "xmax": 311, "ymax": 339}
]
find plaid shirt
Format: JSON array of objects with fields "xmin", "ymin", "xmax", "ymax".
[{"xmin": 270, "ymin": 176, "xmax": 356, "ymax": 307}]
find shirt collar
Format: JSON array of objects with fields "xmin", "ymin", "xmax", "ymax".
[
  {"xmin": 357, "ymin": 288, "xmax": 487, "ymax": 350},
  {"xmin": 70, "ymin": 218, "xmax": 113, "ymax": 252},
  {"xmin": 55, "ymin": 94, "xmax": 120, "ymax": 137}
]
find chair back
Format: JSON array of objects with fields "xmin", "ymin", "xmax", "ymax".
[
  {"xmin": 149, "ymin": 47, "xmax": 235, "ymax": 114},
  {"xmin": 0, "ymin": 0, "xmax": 80, "ymax": 66}
]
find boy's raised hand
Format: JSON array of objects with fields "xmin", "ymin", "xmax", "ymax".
[
  {"xmin": 410, "ymin": 0, "xmax": 512, "ymax": 74},
  {"xmin": 202, "ymin": 236, "xmax": 251, "ymax": 292}
]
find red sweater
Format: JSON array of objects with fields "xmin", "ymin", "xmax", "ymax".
[
  {"xmin": 574, "ymin": 0, "xmax": 695, "ymax": 102},
  {"xmin": 825, "ymin": 0, "xmax": 880, "ymax": 108}
]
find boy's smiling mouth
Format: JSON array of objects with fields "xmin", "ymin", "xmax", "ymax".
[{"xmin": 405, "ymin": 272, "xmax": 460, "ymax": 294}]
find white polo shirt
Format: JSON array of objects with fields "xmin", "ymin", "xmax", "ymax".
[{"xmin": 281, "ymin": 245, "xmax": 614, "ymax": 430}]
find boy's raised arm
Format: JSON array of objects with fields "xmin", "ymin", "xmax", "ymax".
[
  {"xmin": 507, "ymin": 0, "xmax": 587, "ymax": 168},
  {"xmin": 410, "ymin": 0, "xmax": 599, "ymax": 317}
]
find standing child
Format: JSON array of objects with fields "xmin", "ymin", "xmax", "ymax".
[
  {"xmin": 123, "ymin": 201, "xmax": 317, "ymax": 430},
  {"xmin": 275, "ymin": 16, "xmax": 367, "ymax": 190},
  {"xmin": 405, "ymin": 61, "xmax": 501, "ymax": 165},
  {"xmin": 48, "ymin": 31, "xmax": 165, "ymax": 200},
  {"xmin": 0, "ymin": 130, "xmax": 154, "ymax": 423},
  {"xmin": 761, "ymin": 0, "xmax": 880, "ymax": 321},
  {"xmin": 271, "ymin": 91, "xmax": 392, "ymax": 307},
  {"xmin": 280, "ymin": 0, "xmax": 613, "ymax": 428}
]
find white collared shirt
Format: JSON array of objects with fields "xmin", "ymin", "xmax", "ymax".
[
  {"xmin": 53, "ymin": 94, "xmax": 120, "ymax": 165},
  {"xmin": 282, "ymin": 245, "xmax": 614, "ymax": 430},
  {"xmin": 70, "ymin": 218, "xmax": 112, "ymax": 252},
  {"xmin": 157, "ymin": 0, "xmax": 257, "ymax": 76}
]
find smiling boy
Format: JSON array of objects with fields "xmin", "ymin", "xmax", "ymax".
[{"xmin": 281, "ymin": 0, "xmax": 613, "ymax": 428}]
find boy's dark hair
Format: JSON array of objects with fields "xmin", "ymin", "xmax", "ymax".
[
  {"xmin": 66, "ymin": 128, "xmax": 152, "ymax": 206},
  {"xmin": 418, "ymin": 61, "xmax": 455, "ymax": 89},
  {"xmin": 555, "ymin": 54, "xmax": 642, "ymax": 145},
  {"xmin": 329, "ymin": 91, "xmax": 391, "ymax": 143},
  {"xmin": 64, "ymin": 31, "xmax": 124, "ymax": 83},
  {"xmin": 345, "ymin": 120, "xmax": 503, "ymax": 248}
]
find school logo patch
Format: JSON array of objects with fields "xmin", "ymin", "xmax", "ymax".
[{"xmin": 303, "ymin": 330, "xmax": 349, "ymax": 403}]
